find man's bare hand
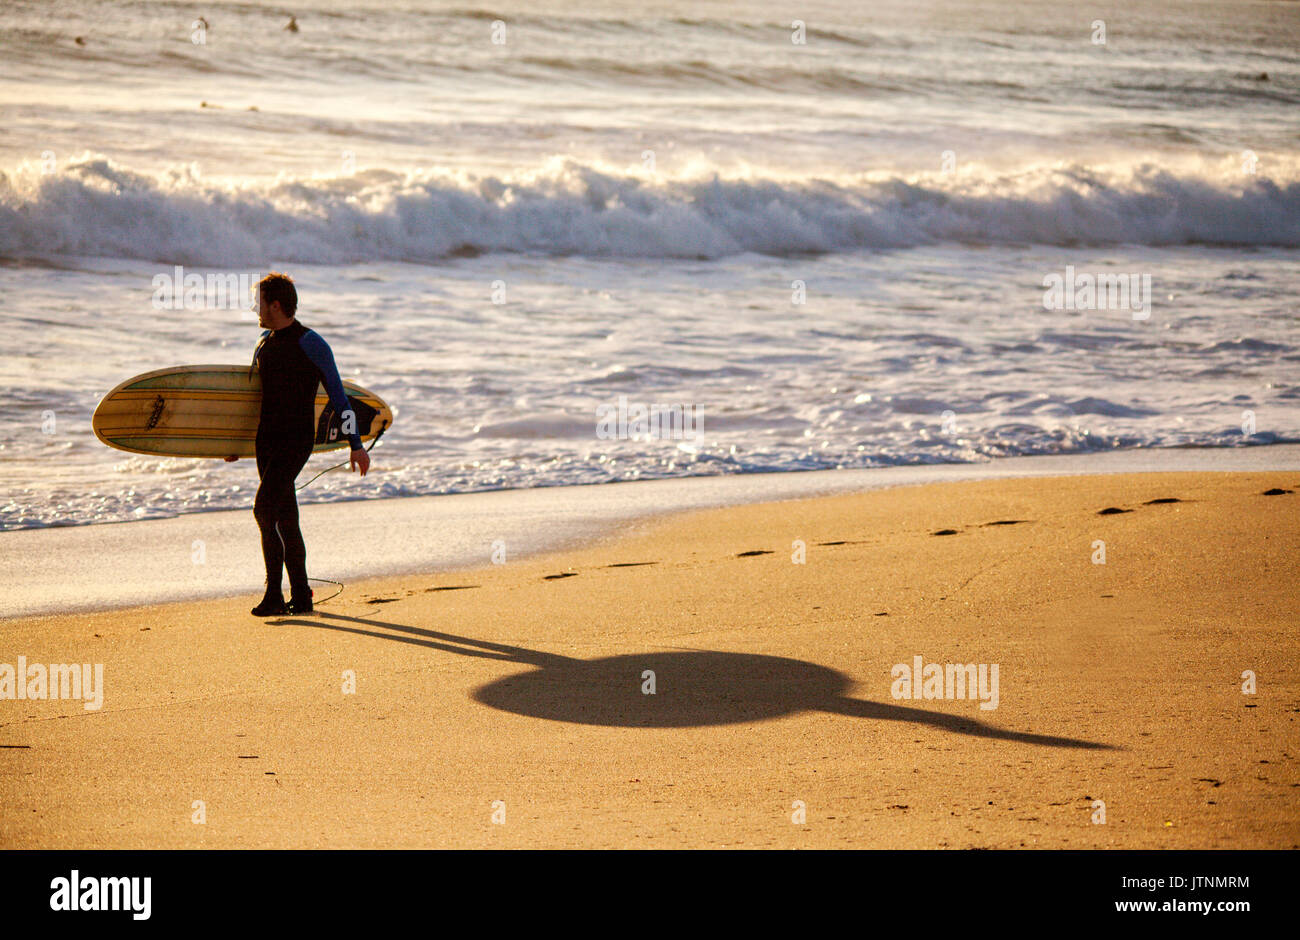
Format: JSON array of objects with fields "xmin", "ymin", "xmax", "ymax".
[
  {"xmin": 350, "ymin": 448, "xmax": 370, "ymax": 476},
  {"xmin": 223, "ymin": 455, "xmax": 239, "ymax": 462}
]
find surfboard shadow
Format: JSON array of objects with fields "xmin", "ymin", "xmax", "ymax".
[{"xmin": 274, "ymin": 612, "xmax": 1114, "ymax": 750}]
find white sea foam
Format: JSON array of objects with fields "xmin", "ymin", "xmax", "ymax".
[{"xmin": 3, "ymin": 157, "xmax": 1298, "ymax": 265}]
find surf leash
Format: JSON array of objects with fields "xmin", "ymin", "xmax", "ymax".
[
  {"xmin": 307, "ymin": 576, "xmax": 345, "ymax": 604},
  {"xmin": 296, "ymin": 419, "xmax": 388, "ymax": 492}
]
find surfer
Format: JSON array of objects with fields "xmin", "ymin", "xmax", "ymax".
[{"xmin": 225, "ymin": 273, "xmax": 370, "ymax": 616}]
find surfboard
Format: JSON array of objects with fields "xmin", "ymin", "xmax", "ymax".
[{"xmin": 92, "ymin": 365, "xmax": 393, "ymax": 458}]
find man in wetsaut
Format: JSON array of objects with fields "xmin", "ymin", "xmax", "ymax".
[{"xmin": 226, "ymin": 273, "xmax": 370, "ymax": 616}]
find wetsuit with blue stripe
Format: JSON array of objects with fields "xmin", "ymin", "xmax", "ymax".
[{"xmin": 251, "ymin": 320, "xmax": 360, "ymax": 602}]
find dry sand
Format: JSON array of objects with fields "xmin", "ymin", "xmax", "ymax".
[{"xmin": 2, "ymin": 471, "xmax": 1297, "ymax": 848}]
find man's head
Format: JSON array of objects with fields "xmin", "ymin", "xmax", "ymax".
[{"xmin": 257, "ymin": 272, "xmax": 297, "ymax": 329}]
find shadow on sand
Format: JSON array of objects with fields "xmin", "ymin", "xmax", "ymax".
[{"xmin": 271, "ymin": 611, "xmax": 1114, "ymax": 749}]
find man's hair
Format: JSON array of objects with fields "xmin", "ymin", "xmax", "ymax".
[{"xmin": 259, "ymin": 272, "xmax": 297, "ymax": 317}]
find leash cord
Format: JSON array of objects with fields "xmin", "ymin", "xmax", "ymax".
[
  {"xmin": 307, "ymin": 577, "xmax": 345, "ymax": 604},
  {"xmin": 296, "ymin": 420, "xmax": 387, "ymax": 492}
]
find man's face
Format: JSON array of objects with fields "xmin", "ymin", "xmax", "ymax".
[{"xmin": 257, "ymin": 291, "xmax": 277, "ymax": 329}]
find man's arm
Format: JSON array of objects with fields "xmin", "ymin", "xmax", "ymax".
[
  {"xmin": 299, "ymin": 329, "xmax": 364, "ymax": 452},
  {"xmin": 299, "ymin": 329, "xmax": 369, "ymax": 476}
]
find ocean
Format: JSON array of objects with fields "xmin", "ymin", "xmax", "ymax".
[{"xmin": 2, "ymin": 0, "xmax": 1298, "ymax": 529}]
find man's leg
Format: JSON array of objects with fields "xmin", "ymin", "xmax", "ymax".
[
  {"xmin": 278, "ymin": 444, "xmax": 313, "ymax": 605},
  {"xmin": 249, "ymin": 449, "xmax": 300, "ymax": 618},
  {"xmin": 253, "ymin": 449, "xmax": 287, "ymax": 601}
]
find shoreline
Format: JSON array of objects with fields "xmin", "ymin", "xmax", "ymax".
[{"xmin": 2, "ymin": 444, "xmax": 1299, "ymax": 619}]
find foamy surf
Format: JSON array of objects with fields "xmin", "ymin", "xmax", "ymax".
[{"xmin": 3, "ymin": 156, "xmax": 1299, "ymax": 265}]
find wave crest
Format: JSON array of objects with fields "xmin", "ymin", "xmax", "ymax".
[{"xmin": 2, "ymin": 156, "xmax": 1298, "ymax": 265}]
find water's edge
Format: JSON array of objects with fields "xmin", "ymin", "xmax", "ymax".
[{"xmin": 3, "ymin": 444, "xmax": 1297, "ymax": 620}]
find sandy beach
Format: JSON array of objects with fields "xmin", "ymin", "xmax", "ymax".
[{"xmin": 2, "ymin": 468, "xmax": 1296, "ymax": 849}]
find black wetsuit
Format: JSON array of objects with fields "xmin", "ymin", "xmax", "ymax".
[{"xmin": 251, "ymin": 320, "xmax": 361, "ymax": 601}]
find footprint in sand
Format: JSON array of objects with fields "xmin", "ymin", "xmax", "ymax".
[
  {"xmin": 425, "ymin": 585, "xmax": 480, "ymax": 592},
  {"xmin": 604, "ymin": 562, "xmax": 658, "ymax": 568},
  {"xmin": 1262, "ymin": 488, "xmax": 1292, "ymax": 496},
  {"xmin": 932, "ymin": 521, "xmax": 1027, "ymax": 534},
  {"xmin": 736, "ymin": 550, "xmax": 772, "ymax": 557},
  {"xmin": 1099, "ymin": 499, "xmax": 1182, "ymax": 515},
  {"xmin": 543, "ymin": 572, "xmax": 578, "ymax": 580}
]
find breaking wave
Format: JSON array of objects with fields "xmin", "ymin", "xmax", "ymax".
[{"xmin": 2, "ymin": 155, "xmax": 1299, "ymax": 265}]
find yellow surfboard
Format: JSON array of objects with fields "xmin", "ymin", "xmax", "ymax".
[{"xmin": 92, "ymin": 364, "xmax": 393, "ymax": 458}]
